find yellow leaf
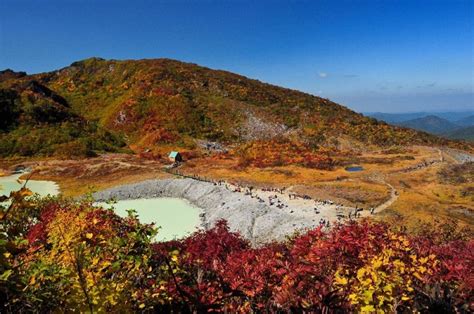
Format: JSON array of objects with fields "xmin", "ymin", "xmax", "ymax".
[
  {"xmin": 413, "ymin": 272, "xmax": 423, "ymax": 280},
  {"xmin": 401, "ymin": 296, "xmax": 410, "ymax": 301},
  {"xmin": 29, "ymin": 276, "xmax": 36, "ymax": 285},
  {"xmin": 361, "ymin": 305, "xmax": 375, "ymax": 312},
  {"xmin": 349, "ymin": 293, "xmax": 358, "ymax": 303},
  {"xmin": 139, "ymin": 303, "xmax": 145, "ymax": 309},
  {"xmin": 86, "ymin": 233, "xmax": 93, "ymax": 239},
  {"xmin": 3, "ymin": 252, "xmax": 11, "ymax": 258},
  {"xmin": 383, "ymin": 284, "xmax": 393, "ymax": 292},
  {"xmin": 372, "ymin": 258, "xmax": 382, "ymax": 269},
  {"xmin": 334, "ymin": 274, "xmax": 348, "ymax": 286}
]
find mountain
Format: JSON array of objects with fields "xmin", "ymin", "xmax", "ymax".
[
  {"xmin": 366, "ymin": 111, "xmax": 474, "ymax": 124},
  {"xmin": 0, "ymin": 76, "xmax": 126, "ymax": 157},
  {"xmin": 367, "ymin": 111, "xmax": 474, "ymax": 141},
  {"xmin": 455, "ymin": 115, "xmax": 474, "ymax": 127},
  {"xmin": 0, "ymin": 69, "xmax": 27, "ymax": 81},
  {"xmin": 0, "ymin": 58, "xmax": 468, "ymax": 158},
  {"xmin": 397, "ymin": 115, "xmax": 460, "ymax": 135},
  {"xmin": 435, "ymin": 111, "xmax": 474, "ymax": 122},
  {"xmin": 366, "ymin": 112, "xmax": 430, "ymax": 124},
  {"xmin": 443, "ymin": 125, "xmax": 474, "ymax": 142}
]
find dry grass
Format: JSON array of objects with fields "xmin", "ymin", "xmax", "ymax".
[
  {"xmin": 1, "ymin": 145, "xmax": 472, "ymax": 231},
  {"xmin": 1, "ymin": 154, "xmax": 171, "ymax": 197}
]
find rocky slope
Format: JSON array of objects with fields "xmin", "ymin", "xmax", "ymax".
[{"xmin": 93, "ymin": 178, "xmax": 350, "ymax": 245}]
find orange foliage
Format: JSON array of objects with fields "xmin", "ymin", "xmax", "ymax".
[{"xmin": 236, "ymin": 140, "xmax": 335, "ymax": 169}]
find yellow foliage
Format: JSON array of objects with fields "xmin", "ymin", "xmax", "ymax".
[
  {"xmin": 333, "ymin": 235, "xmax": 438, "ymax": 312},
  {"xmin": 23, "ymin": 205, "xmax": 157, "ymax": 312}
]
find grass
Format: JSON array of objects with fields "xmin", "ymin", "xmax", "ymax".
[{"xmin": 1, "ymin": 145, "xmax": 471, "ymax": 232}]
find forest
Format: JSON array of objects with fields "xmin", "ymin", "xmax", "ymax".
[
  {"xmin": 0, "ymin": 59, "xmax": 470, "ymax": 161},
  {"xmin": 1, "ymin": 187, "xmax": 472, "ymax": 313}
]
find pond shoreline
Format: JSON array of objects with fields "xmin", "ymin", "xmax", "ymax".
[
  {"xmin": 0, "ymin": 172, "xmax": 60, "ymax": 197},
  {"xmin": 93, "ymin": 177, "xmax": 353, "ymax": 245}
]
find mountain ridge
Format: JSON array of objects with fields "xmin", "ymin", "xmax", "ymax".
[
  {"xmin": 443, "ymin": 125, "xmax": 474, "ymax": 142},
  {"xmin": 0, "ymin": 58, "xmax": 470, "ymax": 159},
  {"xmin": 397, "ymin": 115, "xmax": 460, "ymax": 135}
]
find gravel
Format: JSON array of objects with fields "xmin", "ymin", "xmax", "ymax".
[{"xmin": 93, "ymin": 178, "xmax": 317, "ymax": 245}]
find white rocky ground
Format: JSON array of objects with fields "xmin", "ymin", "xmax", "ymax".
[{"xmin": 93, "ymin": 178, "xmax": 357, "ymax": 245}]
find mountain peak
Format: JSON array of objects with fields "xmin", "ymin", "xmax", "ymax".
[{"xmin": 0, "ymin": 69, "xmax": 27, "ymax": 82}]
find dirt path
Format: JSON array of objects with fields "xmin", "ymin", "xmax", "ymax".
[
  {"xmin": 373, "ymin": 182, "xmax": 398, "ymax": 214},
  {"xmin": 368, "ymin": 148, "xmax": 444, "ymax": 215}
]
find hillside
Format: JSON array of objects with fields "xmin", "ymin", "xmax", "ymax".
[
  {"xmin": 0, "ymin": 75, "xmax": 126, "ymax": 157},
  {"xmin": 369, "ymin": 111, "xmax": 474, "ymax": 142},
  {"xmin": 455, "ymin": 115, "xmax": 474, "ymax": 127},
  {"xmin": 397, "ymin": 115, "xmax": 460, "ymax": 135},
  {"xmin": 367, "ymin": 111, "xmax": 474, "ymax": 124},
  {"xmin": 366, "ymin": 112, "xmax": 430, "ymax": 123},
  {"xmin": 0, "ymin": 58, "xmax": 468, "ymax": 159},
  {"xmin": 443, "ymin": 125, "xmax": 474, "ymax": 142}
]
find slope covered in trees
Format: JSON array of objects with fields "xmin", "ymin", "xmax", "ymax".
[
  {"xmin": 443, "ymin": 126, "xmax": 474, "ymax": 142},
  {"xmin": 1, "ymin": 190, "xmax": 472, "ymax": 312},
  {"xmin": 0, "ymin": 76, "xmax": 126, "ymax": 157},
  {"xmin": 398, "ymin": 115, "xmax": 460, "ymax": 135},
  {"xmin": 0, "ymin": 58, "xmax": 467, "ymax": 161}
]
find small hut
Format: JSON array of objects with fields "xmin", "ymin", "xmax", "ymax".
[{"xmin": 168, "ymin": 151, "xmax": 183, "ymax": 163}]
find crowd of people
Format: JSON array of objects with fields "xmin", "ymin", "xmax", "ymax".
[{"xmin": 168, "ymin": 169, "xmax": 377, "ymax": 221}]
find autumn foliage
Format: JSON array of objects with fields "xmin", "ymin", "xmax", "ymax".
[
  {"xmin": 2, "ymin": 58, "xmax": 470, "ymax": 161},
  {"xmin": 236, "ymin": 140, "xmax": 335, "ymax": 169},
  {"xmin": 1, "ymin": 192, "xmax": 473, "ymax": 312}
]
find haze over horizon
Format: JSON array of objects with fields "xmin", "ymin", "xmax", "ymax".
[{"xmin": 1, "ymin": 0, "xmax": 472, "ymax": 113}]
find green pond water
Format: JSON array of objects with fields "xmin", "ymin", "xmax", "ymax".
[
  {"xmin": 0, "ymin": 173, "xmax": 200, "ymax": 241},
  {"xmin": 0, "ymin": 173, "xmax": 59, "ymax": 197},
  {"xmin": 98, "ymin": 198, "xmax": 202, "ymax": 241}
]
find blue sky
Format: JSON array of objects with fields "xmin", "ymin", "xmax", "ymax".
[{"xmin": 1, "ymin": 0, "xmax": 472, "ymax": 113}]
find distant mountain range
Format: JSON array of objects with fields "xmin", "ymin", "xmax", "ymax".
[
  {"xmin": 365, "ymin": 112, "xmax": 474, "ymax": 142},
  {"xmin": 367, "ymin": 111, "xmax": 474, "ymax": 124},
  {"xmin": 455, "ymin": 115, "xmax": 474, "ymax": 127}
]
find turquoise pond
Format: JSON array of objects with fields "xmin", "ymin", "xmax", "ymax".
[
  {"xmin": 0, "ymin": 173, "xmax": 59, "ymax": 197},
  {"xmin": 98, "ymin": 198, "xmax": 202, "ymax": 241},
  {"xmin": 0, "ymin": 173, "xmax": 201, "ymax": 241}
]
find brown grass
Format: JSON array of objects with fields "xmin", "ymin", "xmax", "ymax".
[{"xmin": 1, "ymin": 146, "xmax": 472, "ymax": 231}]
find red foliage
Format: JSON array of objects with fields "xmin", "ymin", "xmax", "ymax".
[
  {"xmin": 148, "ymin": 220, "xmax": 473, "ymax": 312},
  {"xmin": 26, "ymin": 202, "xmax": 64, "ymax": 248},
  {"xmin": 182, "ymin": 220, "xmax": 249, "ymax": 268},
  {"xmin": 236, "ymin": 140, "xmax": 335, "ymax": 169},
  {"xmin": 23, "ymin": 201, "xmax": 473, "ymax": 312}
]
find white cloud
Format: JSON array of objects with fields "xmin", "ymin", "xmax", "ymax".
[{"xmin": 318, "ymin": 72, "xmax": 328, "ymax": 78}]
